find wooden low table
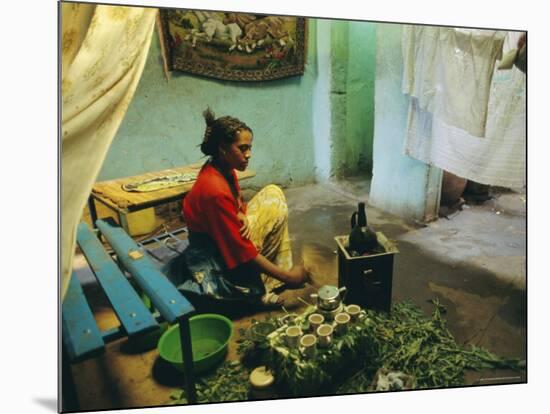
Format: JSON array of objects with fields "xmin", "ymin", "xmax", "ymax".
[{"xmin": 88, "ymin": 163, "xmax": 256, "ymax": 232}]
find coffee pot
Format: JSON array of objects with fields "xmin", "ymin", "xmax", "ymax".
[
  {"xmin": 349, "ymin": 201, "xmax": 377, "ymax": 255},
  {"xmin": 310, "ymin": 285, "xmax": 347, "ymax": 312}
]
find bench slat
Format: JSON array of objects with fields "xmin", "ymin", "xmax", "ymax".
[
  {"xmin": 96, "ymin": 219, "xmax": 194, "ymax": 324},
  {"xmin": 62, "ymin": 272, "xmax": 105, "ymax": 362},
  {"xmin": 76, "ymin": 222, "xmax": 158, "ymax": 337}
]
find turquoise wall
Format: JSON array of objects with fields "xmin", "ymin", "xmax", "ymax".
[
  {"xmin": 369, "ymin": 23, "xmax": 441, "ymax": 221},
  {"xmin": 346, "ymin": 21, "xmax": 376, "ymax": 175},
  {"xmin": 98, "ymin": 17, "xmax": 377, "ymax": 187},
  {"xmin": 329, "ymin": 20, "xmax": 349, "ymax": 178},
  {"xmin": 99, "ymin": 20, "xmax": 320, "ymax": 188},
  {"xmin": 330, "ymin": 20, "xmax": 376, "ymax": 178},
  {"xmin": 312, "ymin": 18, "xmax": 332, "ymax": 181},
  {"xmin": 97, "ymin": 18, "xmax": 439, "ymax": 220}
]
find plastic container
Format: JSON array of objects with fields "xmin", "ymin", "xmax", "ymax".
[
  {"xmin": 126, "ymin": 208, "xmax": 157, "ymax": 236},
  {"xmin": 157, "ymin": 313, "xmax": 233, "ymax": 374}
]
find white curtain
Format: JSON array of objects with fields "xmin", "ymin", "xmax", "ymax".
[
  {"xmin": 61, "ymin": 3, "xmax": 157, "ymax": 300},
  {"xmin": 402, "ymin": 25, "xmax": 506, "ymax": 138},
  {"xmin": 402, "ymin": 27, "xmax": 526, "ymax": 188}
]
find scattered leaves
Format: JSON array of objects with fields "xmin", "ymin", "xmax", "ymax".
[
  {"xmin": 170, "ymin": 360, "xmax": 250, "ymax": 405},
  {"xmin": 173, "ymin": 300, "xmax": 525, "ymax": 403}
]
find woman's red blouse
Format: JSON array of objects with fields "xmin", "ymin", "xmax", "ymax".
[{"xmin": 182, "ymin": 162, "xmax": 258, "ymax": 270}]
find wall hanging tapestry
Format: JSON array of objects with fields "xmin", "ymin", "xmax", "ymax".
[{"xmin": 159, "ymin": 9, "xmax": 306, "ymax": 81}]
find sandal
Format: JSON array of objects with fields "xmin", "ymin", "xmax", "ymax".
[{"xmin": 261, "ymin": 292, "xmax": 284, "ymax": 309}]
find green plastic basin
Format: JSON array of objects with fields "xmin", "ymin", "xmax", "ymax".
[{"xmin": 157, "ymin": 313, "xmax": 233, "ymax": 374}]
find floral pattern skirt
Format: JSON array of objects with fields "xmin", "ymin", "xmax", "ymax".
[{"xmin": 246, "ymin": 184, "xmax": 294, "ymax": 294}]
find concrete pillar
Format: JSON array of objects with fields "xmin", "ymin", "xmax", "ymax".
[{"xmin": 369, "ymin": 23, "xmax": 441, "ymax": 222}]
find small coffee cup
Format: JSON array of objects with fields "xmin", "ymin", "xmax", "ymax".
[
  {"xmin": 300, "ymin": 334, "xmax": 317, "ymax": 358},
  {"xmin": 284, "ymin": 325, "xmax": 302, "ymax": 348},
  {"xmin": 308, "ymin": 313, "xmax": 325, "ymax": 332},
  {"xmin": 334, "ymin": 312, "xmax": 351, "ymax": 335},
  {"xmin": 345, "ymin": 304, "xmax": 362, "ymax": 322},
  {"xmin": 279, "ymin": 313, "xmax": 298, "ymax": 327},
  {"xmin": 316, "ymin": 324, "xmax": 333, "ymax": 348}
]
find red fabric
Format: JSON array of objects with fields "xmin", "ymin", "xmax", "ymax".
[{"xmin": 183, "ymin": 162, "xmax": 258, "ymax": 270}]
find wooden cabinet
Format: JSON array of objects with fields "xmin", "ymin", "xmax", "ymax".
[{"xmin": 335, "ymin": 233, "xmax": 398, "ymax": 313}]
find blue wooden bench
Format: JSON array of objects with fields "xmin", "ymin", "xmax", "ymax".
[{"xmin": 61, "ymin": 219, "xmax": 197, "ymax": 410}]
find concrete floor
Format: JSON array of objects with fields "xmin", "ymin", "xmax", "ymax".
[{"xmin": 68, "ymin": 178, "xmax": 526, "ymax": 411}]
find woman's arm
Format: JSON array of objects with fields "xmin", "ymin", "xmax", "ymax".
[
  {"xmin": 235, "ymin": 213, "xmax": 307, "ymax": 286},
  {"xmin": 250, "ymin": 254, "xmax": 308, "ymax": 286}
]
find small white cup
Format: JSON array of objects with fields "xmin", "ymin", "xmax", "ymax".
[
  {"xmin": 284, "ymin": 325, "xmax": 302, "ymax": 348},
  {"xmin": 316, "ymin": 324, "xmax": 333, "ymax": 348},
  {"xmin": 345, "ymin": 304, "xmax": 362, "ymax": 322},
  {"xmin": 300, "ymin": 334, "xmax": 317, "ymax": 358},
  {"xmin": 334, "ymin": 312, "xmax": 351, "ymax": 335},
  {"xmin": 279, "ymin": 313, "xmax": 298, "ymax": 327},
  {"xmin": 308, "ymin": 313, "xmax": 325, "ymax": 332}
]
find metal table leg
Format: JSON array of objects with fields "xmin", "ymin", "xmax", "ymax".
[
  {"xmin": 87, "ymin": 196, "xmax": 98, "ymax": 229},
  {"xmin": 178, "ymin": 315, "xmax": 197, "ymax": 404}
]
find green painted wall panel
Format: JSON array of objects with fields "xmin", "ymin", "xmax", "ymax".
[
  {"xmin": 329, "ymin": 20, "xmax": 376, "ymax": 178},
  {"xmin": 346, "ymin": 21, "xmax": 376, "ymax": 175},
  {"xmin": 329, "ymin": 20, "xmax": 349, "ymax": 178}
]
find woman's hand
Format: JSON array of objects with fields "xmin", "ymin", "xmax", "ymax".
[
  {"xmin": 286, "ymin": 264, "xmax": 309, "ymax": 286},
  {"xmin": 250, "ymin": 254, "xmax": 310, "ymax": 286},
  {"xmin": 237, "ymin": 212, "xmax": 251, "ymax": 239}
]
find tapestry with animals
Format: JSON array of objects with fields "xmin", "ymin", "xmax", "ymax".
[{"xmin": 160, "ymin": 9, "xmax": 306, "ymax": 81}]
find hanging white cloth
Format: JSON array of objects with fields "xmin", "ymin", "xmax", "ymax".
[
  {"xmin": 402, "ymin": 29, "xmax": 526, "ymax": 188},
  {"xmin": 402, "ymin": 25, "xmax": 506, "ymax": 138},
  {"xmin": 61, "ymin": 3, "xmax": 157, "ymax": 300}
]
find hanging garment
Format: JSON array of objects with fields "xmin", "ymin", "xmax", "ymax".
[
  {"xmin": 403, "ymin": 32, "xmax": 526, "ymax": 188},
  {"xmin": 61, "ymin": 4, "xmax": 157, "ymax": 300},
  {"xmin": 402, "ymin": 26, "xmax": 506, "ymax": 138}
]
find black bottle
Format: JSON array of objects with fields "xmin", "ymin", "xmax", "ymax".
[{"xmin": 348, "ymin": 202, "xmax": 378, "ymax": 256}]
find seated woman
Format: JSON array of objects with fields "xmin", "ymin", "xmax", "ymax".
[{"xmin": 165, "ymin": 108, "xmax": 308, "ymax": 309}]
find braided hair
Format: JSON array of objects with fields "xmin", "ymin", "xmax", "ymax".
[{"xmin": 200, "ymin": 107, "xmax": 253, "ymax": 158}]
